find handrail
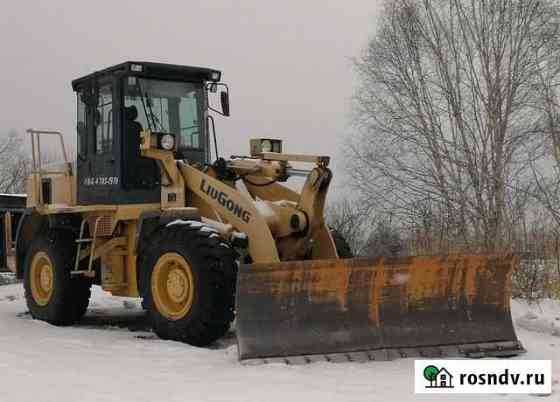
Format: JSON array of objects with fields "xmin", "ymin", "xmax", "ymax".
[
  {"xmin": 27, "ymin": 129, "xmax": 70, "ymax": 170},
  {"xmin": 26, "ymin": 129, "xmax": 71, "ymax": 207}
]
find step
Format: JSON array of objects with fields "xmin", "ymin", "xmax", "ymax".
[{"xmin": 70, "ymin": 270, "xmax": 95, "ymax": 278}]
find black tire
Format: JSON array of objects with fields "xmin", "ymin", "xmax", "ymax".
[
  {"xmin": 23, "ymin": 231, "xmax": 92, "ymax": 326},
  {"xmin": 138, "ymin": 222, "xmax": 236, "ymax": 346},
  {"xmin": 141, "ymin": 297, "xmax": 148, "ymax": 311},
  {"xmin": 331, "ymin": 230, "xmax": 354, "ymax": 258},
  {"xmin": 71, "ymin": 276, "xmax": 93, "ymax": 320}
]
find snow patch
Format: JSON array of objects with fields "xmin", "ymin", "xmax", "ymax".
[
  {"xmin": 166, "ymin": 219, "xmax": 203, "ymax": 228},
  {"xmin": 0, "ymin": 193, "xmax": 26, "ymax": 197},
  {"xmin": 0, "ymin": 273, "xmax": 18, "ymax": 286},
  {"xmin": 0, "ymin": 294, "xmax": 18, "ymax": 302},
  {"xmin": 200, "ymin": 226, "xmax": 219, "ymax": 233},
  {"xmin": 512, "ymin": 299, "xmax": 560, "ymax": 337},
  {"xmin": 123, "ymin": 300, "xmax": 139, "ymax": 310},
  {"xmin": 0, "ymin": 282, "xmax": 558, "ymax": 402}
]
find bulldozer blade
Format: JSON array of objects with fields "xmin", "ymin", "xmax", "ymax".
[{"xmin": 235, "ymin": 255, "xmax": 524, "ymax": 364}]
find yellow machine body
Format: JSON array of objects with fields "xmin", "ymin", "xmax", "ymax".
[{"xmin": 3, "ymin": 62, "xmax": 524, "ymax": 362}]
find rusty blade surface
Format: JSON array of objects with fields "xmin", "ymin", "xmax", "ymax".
[{"xmin": 235, "ymin": 255, "xmax": 523, "ymax": 362}]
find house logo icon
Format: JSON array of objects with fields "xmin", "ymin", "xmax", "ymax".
[{"xmin": 423, "ymin": 365, "xmax": 454, "ymax": 388}]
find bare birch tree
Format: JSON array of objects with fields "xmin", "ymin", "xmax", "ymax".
[
  {"xmin": 350, "ymin": 0, "xmax": 560, "ymax": 253},
  {"xmin": 527, "ymin": 17, "xmax": 560, "ymax": 228}
]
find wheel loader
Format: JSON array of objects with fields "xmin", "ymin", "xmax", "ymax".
[{"xmin": 0, "ymin": 61, "xmax": 524, "ymax": 363}]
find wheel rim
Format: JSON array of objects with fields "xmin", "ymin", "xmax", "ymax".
[
  {"xmin": 30, "ymin": 252, "xmax": 54, "ymax": 306},
  {"xmin": 151, "ymin": 253, "xmax": 195, "ymax": 321}
]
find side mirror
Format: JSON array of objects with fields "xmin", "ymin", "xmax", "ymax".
[{"xmin": 220, "ymin": 91, "xmax": 230, "ymax": 117}]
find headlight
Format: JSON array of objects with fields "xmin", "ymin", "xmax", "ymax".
[
  {"xmin": 249, "ymin": 138, "xmax": 283, "ymax": 156},
  {"xmin": 160, "ymin": 134, "xmax": 175, "ymax": 150},
  {"xmin": 210, "ymin": 71, "xmax": 221, "ymax": 81},
  {"xmin": 261, "ymin": 140, "xmax": 272, "ymax": 153}
]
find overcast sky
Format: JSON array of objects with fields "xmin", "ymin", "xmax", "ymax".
[{"xmin": 0, "ymin": 0, "xmax": 381, "ymax": 195}]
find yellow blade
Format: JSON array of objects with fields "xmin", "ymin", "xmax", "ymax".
[{"xmin": 236, "ymin": 255, "xmax": 524, "ymax": 363}]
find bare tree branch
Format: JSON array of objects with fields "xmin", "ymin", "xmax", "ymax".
[{"xmin": 349, "ymin": 0, "xmax": 560, "ymax": 253}]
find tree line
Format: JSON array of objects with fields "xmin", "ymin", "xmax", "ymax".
[{"xmin": 328, "ymin": 0, "xmax": 560, "ymax": 298}]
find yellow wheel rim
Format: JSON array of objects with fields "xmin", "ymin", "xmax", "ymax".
[
  {"xmin": 151, "ymin": 253, "xmax": 195, "ymax": 321},
  {"xmin": 30, "ymin": 252, "xmax": 54, "ymax": 306}
]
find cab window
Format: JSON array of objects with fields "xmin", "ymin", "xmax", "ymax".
[
  {"xmin": 179, "ymin": 96, "xmax": 200, "ymax": 148},
  {"xmin": 95, "ymin": 84, "xmax": 113, "ymax": 154},
  {"xmin": 124, "ymin": 77, "xmax": 205, "ymax": 159},
  {"xmin": 76, "ymin": 89, "xmax": 87, "ymax": 158}
]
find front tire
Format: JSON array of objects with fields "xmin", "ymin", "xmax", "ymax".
[
  {"xmin": 23, "ymin": 231, "xmax": 92, "ymax": 326},
  {"xmin": 138, "ymin": 222, "xmax": 236, "ymax": 346}
]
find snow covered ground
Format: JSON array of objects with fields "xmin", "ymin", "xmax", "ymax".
[{"xmin": 0, "ymin": 279, "xmax": 558, "ymax": 402}]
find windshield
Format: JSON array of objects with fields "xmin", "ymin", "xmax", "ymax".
[{"xmin": 124, "ymin": 77, "xmax": 205, "ymax": 152}]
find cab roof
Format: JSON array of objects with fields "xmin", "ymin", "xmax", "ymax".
[{"xmin": 71, "ymin": 61, "xmax": 221, "ymax": 91}]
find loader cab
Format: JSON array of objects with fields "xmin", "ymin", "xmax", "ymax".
[{"xmin": 71, "ymin": 61, "xmax": 222, "ymax": 205}]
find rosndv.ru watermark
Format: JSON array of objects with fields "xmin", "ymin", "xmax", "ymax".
[
  {"xmin": 458, "ymin": 369, "xmax": 546, "ymax": 387},
  {"xmin": 414, "ymin": 360, "xmax": 551, "ymax": 394}
]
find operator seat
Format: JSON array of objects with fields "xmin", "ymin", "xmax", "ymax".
[
  {"xmin": 125, "ymin": 105, "xmax": 143, "ymax": 152},
  {"xmin": 124, "ymin": 106, "xmax": 158, "ymax": 188}
]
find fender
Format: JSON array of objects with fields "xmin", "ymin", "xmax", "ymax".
[
  {"xmin": 14, "ymin": 210, "xmax": 46, "ymax": 278},
  {"xmin": 135, "ymin": 207, "xmax": 201, "ymax": 255}
]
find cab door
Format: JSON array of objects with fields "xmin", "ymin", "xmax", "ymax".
[{"xmin": 77, "ymin": 79, "xmax": 120, "ymax": 205}]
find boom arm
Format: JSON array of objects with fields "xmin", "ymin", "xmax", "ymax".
[
  {"xmin": 178, "ymin": 162, "xmax": 280, "ymax": 263},
  {"xmin": 141, "ymin": 137, "xmax": 338, "ymax": 263}
]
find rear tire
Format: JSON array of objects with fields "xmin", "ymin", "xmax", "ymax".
[
  {"xmin": 23, "ymin": 231, "xmax": 92, "ymax": 325},
  {"xmin": 331, "ymin": 230, "xmax": 354, "ymax": 258},
  {"xmin": 138, "ymin": 222, "xmax": 236, "ymax": 346}
]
